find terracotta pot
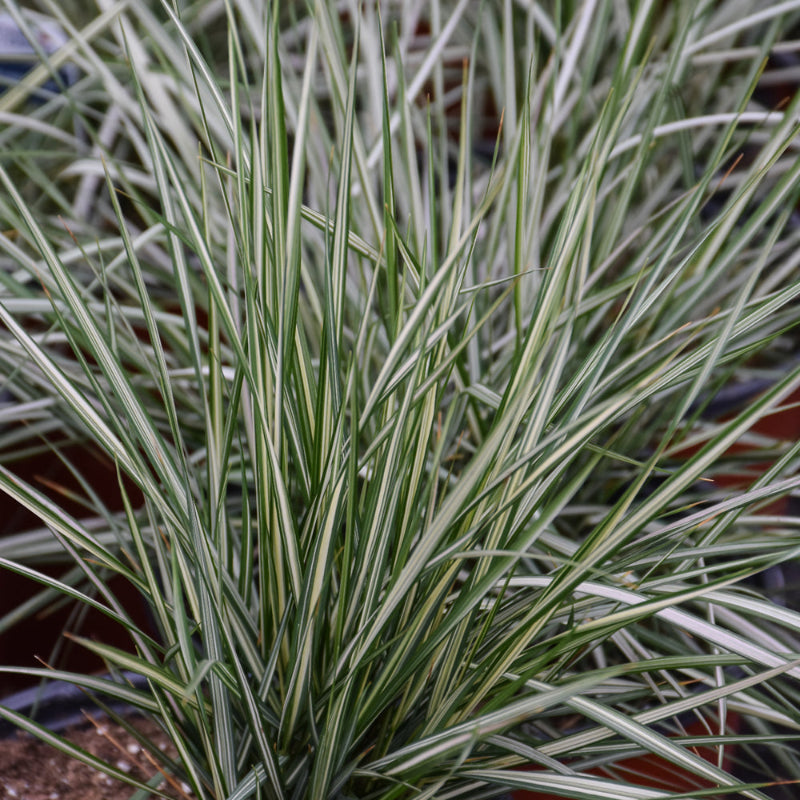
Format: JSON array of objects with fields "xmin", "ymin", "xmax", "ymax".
[
  {"xmin": 0, "ymin": 440, "xmax": 146, "ymax": 696},
  {"xmin": 508, "ymin": 713, "xmax": 741, "ymax": 800}
]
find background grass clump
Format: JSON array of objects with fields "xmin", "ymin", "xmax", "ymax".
[{"xmin": 1, "ymin": 1, "xmax": 800, "ymax": 799}]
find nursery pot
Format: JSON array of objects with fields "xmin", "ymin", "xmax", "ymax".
[
  {"xmin": 0, "ymin": 671, "xmax": 185, "ymax": 800},
  {"xmin": 0, "ymin": 670, "xmax": 148, "ymax": 739},
  {"xmin": 0, "ymin": 10, "xmax": 78, "ymax": 96}
]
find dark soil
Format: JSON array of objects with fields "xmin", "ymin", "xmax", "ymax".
[{"xmin": 0, "ymin": 716, "xmax": 189, "ymax": 800}]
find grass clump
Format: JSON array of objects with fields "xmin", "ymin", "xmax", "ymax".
[{"xmin": 1, "ymin": 1, "xmax": 800, "ymax": 798}]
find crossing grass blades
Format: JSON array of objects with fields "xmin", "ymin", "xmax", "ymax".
[{"xmin": 1, "ymin": 1, "xmax": 800, "ymax": 798}]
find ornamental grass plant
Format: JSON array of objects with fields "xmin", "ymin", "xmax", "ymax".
[{"xmin": 1, "ymin": 1, "xmax": 800, "ymax": 798}]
